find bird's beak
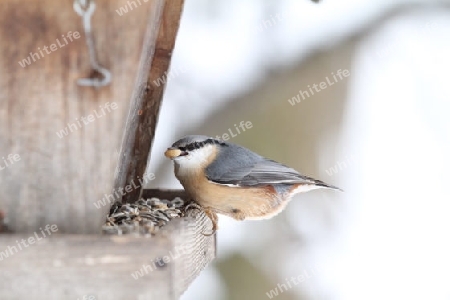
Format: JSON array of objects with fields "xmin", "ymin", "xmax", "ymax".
[{"xmin": 164, "ymin": 147, "xmax": 182, "ymax": 159}]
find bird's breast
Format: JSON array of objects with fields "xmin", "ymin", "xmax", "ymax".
[{"xmin": 175, "ymin": 166, "xmax": 287, "ymax": 220}]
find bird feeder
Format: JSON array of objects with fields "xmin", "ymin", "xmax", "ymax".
[{"xmin": 0, "ymin": 1, "xmax": 215, "ymax": 299}]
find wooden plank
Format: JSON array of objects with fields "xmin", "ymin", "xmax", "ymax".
[
  {"xmin": 172, "ymin": 208, "xmax": 217, "ymax": 297},
  {"xmin": 114, "ymin": 0, "xmax": 185, "ymax": 204},
  {"xmin": 0, "ymin": 0, "xmax": 164, "ymax": 233},
  {"xmin": 0, "ymin": 208, "xmax": 215, "ymax": 300},
  {"xmin": 142, "ymin": 188, "xmax": 188, "ymax": 200}
]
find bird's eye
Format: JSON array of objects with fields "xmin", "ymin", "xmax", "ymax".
[
  {"xmin": 177, "ymin": 146, "xmax": 189, "ymax": 156},
  {"xmin": 185, "ymin": 143, "xmax": 196, "ymax": 151}
]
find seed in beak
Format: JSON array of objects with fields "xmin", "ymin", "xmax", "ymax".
[{"xmin": 164, "ymin": 148, "xmax": 182, "ymax": 158}]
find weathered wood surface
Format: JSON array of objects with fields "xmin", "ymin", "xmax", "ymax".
[
  {"xmin": 0, "ymin": 208, "xmax": 215, "ymax": 300},
  {"xmin": 0, "ymin": 0, "xmax": 174, "ymax": 233},
  {"xmin": 114, "ymin": 0, "xmax": 185, "ymax": 204}
]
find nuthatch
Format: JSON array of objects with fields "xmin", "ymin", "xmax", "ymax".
[{"xmin": 165, "ymin": 135, "xmax": 340, "ymax": 233}]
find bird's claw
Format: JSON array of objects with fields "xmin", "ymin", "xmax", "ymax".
[{"xmin": 202, "ymin": 207, "xmax": 218, "ymax": 236}]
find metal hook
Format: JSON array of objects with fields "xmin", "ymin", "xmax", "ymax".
[
  {"xmin": 74, "ymin": 0, "xmax": 111, "ymax": 88},
  {"xmin": 76, "ymin": 66, "xmax": 111, "ymax": 87}
]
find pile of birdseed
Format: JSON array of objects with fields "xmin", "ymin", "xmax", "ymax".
[{"xmin": 102, "ymin": 197, "xmax": 185, "ymax": 236}]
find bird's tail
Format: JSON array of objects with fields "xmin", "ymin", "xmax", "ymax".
[{"xmin": 304, "ymin": 176, "xmax": 343, "ymax": 191}]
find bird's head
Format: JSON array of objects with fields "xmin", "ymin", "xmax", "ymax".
[{"xmin": 164, "ymin": 135, "xmax": 225, "ymax": 171}]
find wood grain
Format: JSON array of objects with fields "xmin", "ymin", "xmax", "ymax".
[
  {"xmin": 114, "ymin": 0, "xmax": 185, "ymax": 204},
  {"xmin": 0, "ymin": 0, "xmax": 167, "ymax": 233}
]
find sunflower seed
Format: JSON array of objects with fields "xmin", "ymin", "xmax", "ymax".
[{"xmin": 102, "ymin": 197, "xmax": 185, "ymax": 236}]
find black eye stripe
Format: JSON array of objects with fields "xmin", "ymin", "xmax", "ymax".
[
  {"xmin": 178, "ymin": 138, "xmax": 229, "ymax": 151},
  {"xmin": 186, "ymin": 144, "xmax": 196, "ymax": 151}
]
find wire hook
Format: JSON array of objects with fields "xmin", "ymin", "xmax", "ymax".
[{"xmin": 74, "ymin": 0, "xmax": 111, "ymax": 88}]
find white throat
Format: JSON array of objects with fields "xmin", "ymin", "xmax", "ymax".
[{"xmin": 173, "ymin": 144, "xmax": 215, "ymax": 177}]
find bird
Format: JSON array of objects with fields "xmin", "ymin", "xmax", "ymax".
[{"xmin": 164, "ymin": 135, "xmax": 340, "ymax": 234}]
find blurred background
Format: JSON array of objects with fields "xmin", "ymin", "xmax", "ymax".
[{"xmin": 144, "ymin": 0, "xmax": 450, "ymax": 299}]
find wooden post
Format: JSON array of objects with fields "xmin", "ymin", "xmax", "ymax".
[{"xmin": 114, "ymin": 0, "xmax": 185, "ymax": 204}]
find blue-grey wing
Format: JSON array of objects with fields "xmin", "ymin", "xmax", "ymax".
[{"xmin": 205, "ymin": 143, "xmax": 322, "ymax": 187}]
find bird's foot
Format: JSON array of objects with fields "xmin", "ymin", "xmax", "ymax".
[{"xmin": 202, "ymin": 207, "xmax": 218, "ymax": 236}]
